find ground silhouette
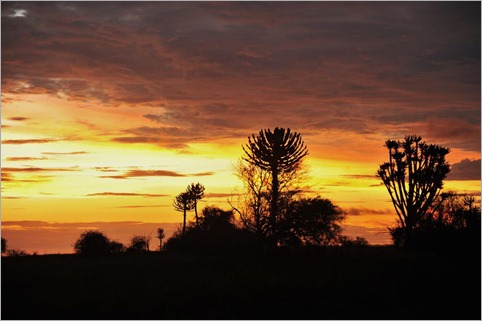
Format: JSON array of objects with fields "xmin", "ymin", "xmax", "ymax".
[{"xmin": 2, "ymin": 246, "xmax": 480, "ymax": 319}]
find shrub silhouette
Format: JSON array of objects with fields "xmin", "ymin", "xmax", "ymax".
[
  {"xmin": 127, "ymin": 235, "xmax": 151, "ymax": 252},
  {"xmin": 390, "ymin": 193, "xmax": 481, "ymax": 250},
  {"xmin": 1, "ymin": 237, "xmax": 7, "ymax": 255},
  {"xmin": 339, "ymin": 236, "xmax": 369, "ymax": 247},
  {"xmin": 164, "ymin": 206, "xmax": 257, "ymax": 254},
  {"xmin": 74, "ymin": 230, "xmax": 112, "ymax": 256},
  {"xmin": 109, "ymin": 240, "xmax": 125, "ymax": 253}
]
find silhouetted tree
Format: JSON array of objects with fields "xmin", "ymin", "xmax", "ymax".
[
  {"xmin": 173, "ymin": 191, "xmax": 194, "ymax": 237},
  {"xmin": 187, "ymin": 182, "xmax": 205, "ymax": 225},
  {"xmin": 74, "ymin": 230, "xmax": 112, "ymax": 255},
  {"xmin": 279, "ymin": 197, "xmax": 345, "ymax": 246},
  {"xmin": 231, "ymin": 160, "xmax": 271, "ymax": 246},
  {"xmin": 198, "ymin": 206, "xmax": 235, "ymax": 231},
  {"xmin": 157, "ymin": 228, "xmax": 165, "ymax": 250},
  {"xmin": 128, "ymin": 235, "xmax": 151, "ymax": 252},
  {"xmin": 1, "ymin": 237, "xmax": 7, "ymax": 255},
  {"xmin": 242, "ymin": 127, "xmax": 308, "ymax": 247},
  {"xmin": 377, "ymin": 135, "xmax": 450, "ymax": 248}
]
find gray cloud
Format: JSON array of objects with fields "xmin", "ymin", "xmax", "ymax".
[
  {"xmin": 447, "ymin": 159, "xmax": 481, "ymax": 181},
  {"xmin": 1, "ymin": 2, "xmax": 479, "ymax": 152}
]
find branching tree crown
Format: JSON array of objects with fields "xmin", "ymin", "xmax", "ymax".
[
  {"xmin": 242, "ymin": 127, "xmax": 308, "ymax": 174},
  {"xmin": 377, "ymin": 135, "xmax": 450, "ymax": 246},
  {"xmin": 242, "ymin": 127, "xmax": 308, "ymax": 247}
]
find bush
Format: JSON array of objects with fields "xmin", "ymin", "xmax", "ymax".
[
  {"xmin": 74, "ymin": 230, "xmax": 113, "ymax": 256},
  {"xmin": 7, "ymin": 249, "xmax": 28, "ymax": 257},
  {"xmin": 1, "ymin": 237, "xmax": 7, "ymax": 254},
  {"xmin": 339, "ymin": 236, "xmax": 369, "ymax": 247},
  {"xmin": 127, "ymin": 235, "xmax": 150, "ymax": 252},
  {"xmin": 109, "ymin": 240, "xmax": 126, "ymax": 253}
]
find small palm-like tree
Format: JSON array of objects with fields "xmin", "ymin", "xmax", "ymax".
[
  {"xmin": 173, "ymin": 192, "xmax": 194, "ymax": 237},
  {"xmin": 187, "ymin": 182, "xmax": 205, "ymax": 225}
]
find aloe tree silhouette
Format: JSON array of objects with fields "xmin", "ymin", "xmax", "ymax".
[
  {"xmin": 187, "ymin": 182, "xmax": 205, "ymax": 226},
  {"xmin": 243, "ymin": 127, "xmax": 308, "ymax": 246},
  {"xmin": 377, "ymin": 135, "xmax": 450, "ymax": 247},
  {"xmin": 173, "ymin": 192, "xmax": 194, "ymax": 237}
]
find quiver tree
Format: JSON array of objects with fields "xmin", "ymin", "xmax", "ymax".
[
  {"xmin": 242, "ymin": 127, "xmax": 308, "ymax": 246},
  {"xmin": 187, "ymin": 182, "xmax": 205, "ymax": 226},
  {"xmin": 173, "ymin": 192, "xmax": 194, "ymax": 237},
  {"xmin": 377, "ymin": 135, "xmax": 450, "ymax": 247}
]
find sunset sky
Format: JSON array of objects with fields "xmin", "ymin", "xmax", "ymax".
[{"xmin": 1, "ymin": 1, "xmax": 480, "ymax": 253}]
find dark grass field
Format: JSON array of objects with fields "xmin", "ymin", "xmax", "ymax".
[{"xmin": 2, "ymin": 246, "xmax": 481, "ymax": 320}]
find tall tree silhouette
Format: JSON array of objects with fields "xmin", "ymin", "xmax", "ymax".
[
  {"xmin": 243, "ymin": 127, "xmax": 308, "ymax": 246},
  {"xmin": 377, "ymin": 135, "xmax": 450, "ymax": 247},
  {"xmin": 173, "ymin": 192, "xmax": 194, "ymax": 237},
  {"xmin": 187, "ymin": 182, "xmax": 205, "ymax": 226}
]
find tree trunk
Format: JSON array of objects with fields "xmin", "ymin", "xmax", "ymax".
[
  {"xmin": 183, "ymin": 207, "xmax": 187, "ymax": 237},
  {"xmin": 194, "ymin": 201, "xmax": 198, "ymax": 226},
  {"xmin": 270, "ymin": 167, "xmax": 279, "ymax": 248}
]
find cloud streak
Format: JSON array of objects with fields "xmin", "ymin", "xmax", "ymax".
[
  {"xmin": 86, "ymin": 192, "xmax": 169, "ymax": 197},
  {"xmin": 6, "ymin": 157, "xmax": 48, "ymax": 161},
  {"xmin": 1, "ymin": 139, "xmax": 59, "ymax": 144},
  {"xmin": 42, "ymin": 151, "xmax": 89, "ymax": 155},
  {"xmin": 99, "ymin": 169, "xmax": 215, "ymax": 179}
]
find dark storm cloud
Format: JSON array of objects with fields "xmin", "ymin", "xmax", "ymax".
[{"xmin": 2, "ymin": 2, "xmax": 480, "ymax": 151}]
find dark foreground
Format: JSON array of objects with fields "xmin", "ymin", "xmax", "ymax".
[{"xmin": 2, "ymin": 246, "xmax": 481, "ymax": 320}]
